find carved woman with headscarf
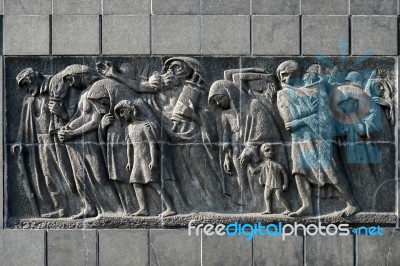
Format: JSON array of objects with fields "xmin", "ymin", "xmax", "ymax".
[
  {"xmin": 209, "ymin": 80, "xmax": 290, "ymax": 209},
  {"xmin": 57, "ymin": 65, "xmax": 122, "ymax": 219}
]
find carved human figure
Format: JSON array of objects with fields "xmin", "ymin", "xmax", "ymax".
[
  {"xmin": 145, "ymin": 57, "xmax": 227, "ymax": 212},
  {"xmin": 277, "ymin": 62, "xmax": 359, "ymax": 217},
  {"xmin": 115, "ymin": 100, "xmax": 176, "ymax": 217},
  {"xmin": 251, "ymin": 144, "xmax": 291, "ymax": 215},
  {"xmin": 58, "ymin": 64, "xmax": 121, "ymax": 219},
  {"xmin": 209, "ymin": 80, "xmax": 289, "ymax": 206},
  {"xmin": 87, "ymin": 65, "xmax": 161, "ymax": 215},
  {"xmin": 12, "ymin": 68, "xmax": 74, "ymax": 218}
]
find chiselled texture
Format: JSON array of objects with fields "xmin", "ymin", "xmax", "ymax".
[
  {"xmin": 102, "ymin": 15, "xmax": 150, "ymax": 55},
  {"xmin": 251, "ymin": 0, "xmax": 300, "ymax": 15},
  {"xmin": 152, "ymin": 0, "xmax": 200, "ymax": 15},
  {"xmin": 305, "ymin": 235, "xmax": 354, "ymax": 265},
  {"xmin": 52, "ymin": 15, "xmax": 99, "ymax": 55},
  {"xmin": 99, "ymin": 230, "xmax": 149, "ymax": 266},
  {"xmin": 3, "ymin": 16, "xmax": 49, "ymax": 55},
  {"xmin": 47, "ymin": 230, "xmax": 97, "ymax": 266},
  {"xmin": 301, "ymin": 0, "xmax": 349, "ymax": 15},
  {"xmin": 252, "ymin": 16, "xmax": 300, "ymax": 55},
  {"xmin": 350, "ymin": 0, "xmax": 397, "ymax": 15},
  {"xmin": 150, "ymin": 230, "xmax": 201, "ymax": 265},
  {"xmin": 5, "ymin": 56, "xmax": 397, "ymax": 227},
  {"xmin": 103, "ymin": 0, "xmax": 151, "ymax": 15},
  {"xmin": 351, "ymin": 16, "xmax": 398, "ymax": 56},
  {"xmin": 201, "ymin": 0, "xmax": 250, "ymax": 15},
  {"xmin": 4, "ymin": 0, "xmax": 51, "ymax": 15},
  {"xmin": 0, "ymin": 230, "xmax": 45, "ymax": 265},
  {"xmin": 357, "ymin": 229, "xmax": 400, "ymax": 265},
  {"xmin": 201, "ymin": 15, "xmax": 250, "ymax": 54},
  {"xmin": 302, "ymin": 16, "xmax": 349, "ymax": 55},
  {"xmin": 152, "ymin": 15, "xmax": 201, "ymax": 54},
  {"xmin": 53, "ymin": 0, "xmax": 101, "ymax": 15}
]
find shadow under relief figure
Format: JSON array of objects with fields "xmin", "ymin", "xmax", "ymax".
[
  {"xmin": 250, "ymin": 144, "xmax": 291, "ymax": 215},
  {"xmin": 115, "ymin": 100, "xmax": 176, "ymax": 217}
]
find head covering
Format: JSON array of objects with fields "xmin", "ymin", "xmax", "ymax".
[
  {"xmin": 62, "ymin": 64, "xmax": 93, "ymax": 77},
  {"xmin": 276, "ymin": 60, "xmax": 299, "ymax": 81},
  {"xmin": 163, "ymin": 57, "xmax": 208, "ymax": 86},
  {"xmin": 306, "ymin": 64, "xmax": 321, "ymax": 75},
  {"xmin": 16, "ymin": 68, "xmax": 35, "ymax": 86},
  {"xmin": 344, "ymin": 71, "xmax": 364, "ymax": 88}
]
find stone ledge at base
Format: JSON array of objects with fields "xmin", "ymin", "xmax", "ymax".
[{"xmin": 8, "ymin": 212, "xmax": 397, "ymax": 229}]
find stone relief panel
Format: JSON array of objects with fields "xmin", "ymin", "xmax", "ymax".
[{"xmin": 4, "ymin": 56, "xmax": 397, "ymax": 228}]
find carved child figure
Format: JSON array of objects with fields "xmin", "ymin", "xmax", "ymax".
[
  {"xmin": 114, "ymin": 100, "xmax": 176, "ymax": 217},
  {"xmin": 252, "ymin": 143, "xmax": 291, "ymax": 215}
]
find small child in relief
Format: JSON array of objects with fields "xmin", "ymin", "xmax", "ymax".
[
  {"xmin": 114, "ymin": 100, "xmax": 176, "ymax": 217},
  {"xmin": 252, "ymin": 143, "xmax": 291, "ymax": 215}
]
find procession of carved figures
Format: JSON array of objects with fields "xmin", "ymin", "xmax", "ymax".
[{"xmin": 9, "ymin": 57, "xmax": 395, "ymax": 219}]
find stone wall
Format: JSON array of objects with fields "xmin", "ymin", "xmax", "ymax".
[{"xmin": 0, "ymin": 0, "xmax": 400, "ymax": 265}]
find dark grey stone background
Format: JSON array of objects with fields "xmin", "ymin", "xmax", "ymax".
[{"xmin": 1, "ymin": 0, "xmax": 400, "ymax": 264}]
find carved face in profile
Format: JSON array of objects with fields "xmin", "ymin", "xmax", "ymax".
[
  {"xmin": 210, "ymin": 94, "xmax": 230, "ymax": 110},
  {"xmin": 19, "ymin": 72, "xmax": 40, "ymax": 95},
  {"xmin": 163, "ymin": 61, "xmax": 191, "ymax": 88},
  {"xmin": 116, "ymin": 107, "xmax": 133, "ymax": 122},
  {"xmin": 64, "ymin": 74, "xmax": 84, "ymax": 89},
  {"xmin": 276, "ymin": 60, "xmax": 299, "ymax": 88},
  {"xmin": 261, "ymin": 144, "xmax": 274, "ymax": 159}
]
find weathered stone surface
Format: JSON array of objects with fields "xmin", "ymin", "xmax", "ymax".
[
  {"xmin": 201, "ymin": 16, "xmax": 250, "ymax": 54},
  {"xmin": 103, "ymin": 0, "xmax": 151, "ymax": 15},
  {"xmin": 4, "ymin": 56, "xmax": 397, "ymax": 228},
  {"xmin": 102, "ymin": 15, "xmax": 150, "ymax": 55},
  {"xmin": 251, "ymin": 0, "xmax": 300, "ymax": 15},
  {"xmin": 302, "ymin": 0, "xmax": 349, "ymax": 15},
  {"xmin": 99, "ymin": 229, "xmax": 149, "ymax": 266},
  {"xmin": 350, "ymin": 0, "xmax": 397, "ymax": 15},
  {"xmin": 53, "ymin": 0, "xmax": 101, "ymax": 15},
  {"xmin": 351, "ymin": 16, "xmax": 397, "ymax": 56},
  {"xmin": 252, "ymin": 16, "xmax": 300, "ymax": 55},
  {"xmin": 47, "ymin": 230, "xmax": 97, "ymax": 266},
  {"xmin": 150, "ymin": 229, "xmax": 200, "ymax": 265},
  {"xmin": 305, "ymin": 235, "xmax": 354, "ymax": 265},
  {"xmin": 202, "ymin": 234, "xmax": 252, "ymax": 265},
  {"xmin": 357, "ymin": 229, "xmax": 400, "ymax": 265},
  {"xmin": 253, "ymin": 235, "xmax": 303, "ymax": 265},
  {"xmin": 201, "ymin": 0, "xmax": 250, "ymax": 15},
  {"xmin": 152, "ymin": 15, "xmax": 200, "ymax": 54},
  {"xmin": 302, "ymin": 16, "xmax": 349, "ymax": 55},
  {"xmin": 52, "ymin": 15, "xmax": 99, "ymax": 55},
  {"xmin": 4, "ymin": 16, "xmax": 49, "ymax": 55},
  {"xmin": 4, "ymin": 0, "xmax": 51, "ymax": 15},
  {"xmin": 152, "ymin": 0, "xmax": 200, "ymax": 15},
  {"xmin": 0, "ymin": 230, "xmax": 45, "ymax": 265}
]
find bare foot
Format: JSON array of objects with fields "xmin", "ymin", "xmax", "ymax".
[
  {"xmin": 282, "ymin": 210, "xmax": 291, "ymax": 215},
  {"xmin": 133, "ymin": 209, "xmax": 148, "ymax": 216},
  {"xmin": 159, "ymin": 209, "xmax": 176, "ymax": 217},
  {"xmin": 338, "ymin": 205, "xmax": 358, "ymax": 217},
  {"xmin": 289, "ymin": 206, "xmax": 313, "ymax": 217},
  {"xmin": 72, "ymin": 206, "xmax": 97, "ymax": 219},
  {"xmin": 261, "ymin": 209, "xmax": 271, "ymax": 215}
]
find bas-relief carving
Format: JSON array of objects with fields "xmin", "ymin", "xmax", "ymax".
[{"xmin": 5, "ymin": 56, "xmax": 397, "ymax": 228}]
